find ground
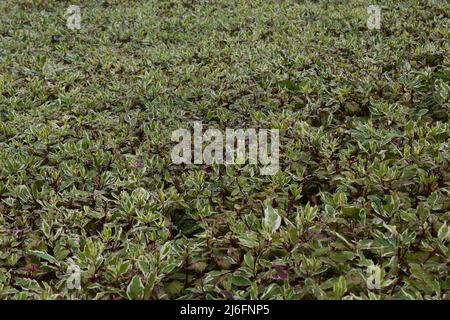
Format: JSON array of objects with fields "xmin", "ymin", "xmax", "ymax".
[{"xmin": 0, "ymin": 0, "xmax": 449, "ymax": 299}]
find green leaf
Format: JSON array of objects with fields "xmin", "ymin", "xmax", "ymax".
[
  {"xmin": 263, "ymin": 205, "xmax": 281, "ymax": 233},
  {"xmin": 126, "ymin": 275, "xmax": 144, "ymax": 300},
  {"xmin": 118, "ymin": 261, "xmax": 131, "ymax": 276},
  {"xmin": 409, "ymin": 263, "xmax": 440, "ymax": 294},
  {"xmin": 138, "ymin": 258, "xmax": 151, "ymax": 276},
  {"xmin": 231, "ymin": 275, "xmax": 252, "ymax": 287},
  {"xmin": 161, "ymin": 262, "xmax": 179, "ymax": 274},
  {"xmin": 438, "ymin": 222, "xmax": 449, "ymax": 242},
  {"xmin": 28, "ymin": 250, "xmax": 59, "ymax": 265},
  {"xmin": 400, "ymin": 210, "xmax": 416, "ymax": 222},
  {"xmin": 143, "ymin": 272, "xmax": 157, "ymax": 300},
  {"xmin": 238, "ymin": 233, "xmax": 259, "ymax": 248},
  {"xmin": 244, "ymin": 253, "xmax": 255, "ymax": 269},
  {"xmin": 15, "ymin": 278, "xmax": 41, "ymax": 292},
  {"xmin": 41, "ymin": 220, "xmax": 51, "ymax": 239},
  {"xmin": 417, "ymin": 109, "xmax": 428, "ymax": 117},
  {"xmin": 333, "ymin": 276, "xmax": 347, "ymax": 299}
]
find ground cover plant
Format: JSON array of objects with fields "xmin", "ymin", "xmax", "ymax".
[{"xmin": 0, "ymin": 0, "xmax": 449, "ymax": 300}]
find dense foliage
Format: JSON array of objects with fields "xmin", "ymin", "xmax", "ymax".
[{"xmin": 0, "ymin": 0, "xmax": 449, "ymax": 299}]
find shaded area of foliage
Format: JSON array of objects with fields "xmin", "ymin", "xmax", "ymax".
[{"xmin": 0, "ymin": 0, "xmax": 449, "ymax": 299}]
